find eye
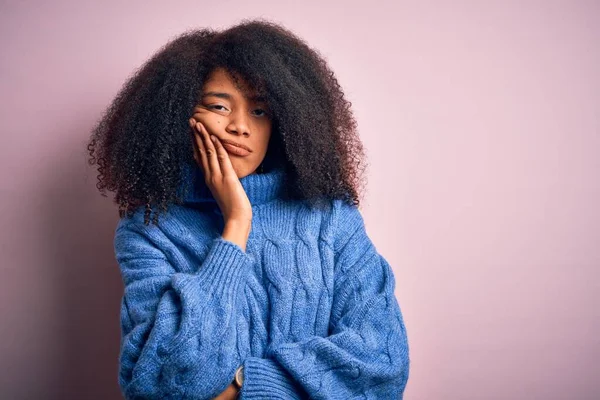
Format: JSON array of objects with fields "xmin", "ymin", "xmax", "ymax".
[
  {"xmin": 253, "ymin": 108, "xmax": 270, "ymax": 117},
  {"xmin": 208, "ymin": 104, "xmax": 228, "ymax": 111}
]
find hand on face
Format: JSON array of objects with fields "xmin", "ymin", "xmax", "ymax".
[
  {"xmin": 188, "ymin": 67, "xmax": 274, "ymax": 221},
  {"xmin": 191, "ymin": 68, "xmax": 273, "ymax": 177},
  {"xmin": 189, "ymin": 117, "xmax": 252, "ymax": 224}
]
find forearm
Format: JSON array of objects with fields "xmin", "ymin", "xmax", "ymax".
[{"xmin": 117, "ymin": 225, "xmax": 255, "ymax": 398}]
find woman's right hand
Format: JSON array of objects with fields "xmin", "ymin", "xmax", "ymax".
[{"xmin": 189, "ymin": 118, "xmax": 253, "ymax": 226}]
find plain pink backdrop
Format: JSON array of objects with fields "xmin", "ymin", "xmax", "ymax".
[{"xmin": 1, "ymin": 1, "xmax": 598, "ymax": 399}]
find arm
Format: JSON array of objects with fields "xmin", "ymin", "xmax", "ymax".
[
  {"xmin": 116, "ymin": 215, "xmax": 252, "ymax": 399},
  {"xmin": 239, "ymin": 200, "xmax": 410, "ymax": 399}
]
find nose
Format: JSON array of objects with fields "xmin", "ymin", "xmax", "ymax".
[{"xmin": 225, "ymin": 109, "xmax": 251, "ymax": 137}]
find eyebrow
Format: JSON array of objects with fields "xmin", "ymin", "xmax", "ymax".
[{"xmin": 202, "ymin": 91, "xmax": 267, "ymax": 103}]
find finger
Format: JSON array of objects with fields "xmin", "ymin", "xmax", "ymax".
[
  {"xmin": 193, "ymin": 131, "xmax": 209, "ymax": 179},
  {"xmin": 191, "ymin": 105, "xmax": 206, "ymax": 120},
  {"xmin": 190, "ymin": 118, "xmax": 199, "ymax": 162},
  {"xmin": 190, "ymin": 119, "xmax": 210, "ymax": 179},
  {"xmin": 210, "ymin": 135, "xmax": 237, "ymax": 178},
  {"xmin": 196, "ymin": 122, "xmax": 221, "ymax": 177}
]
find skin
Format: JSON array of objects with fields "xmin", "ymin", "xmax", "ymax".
[
  {"xmin": 188, "ymin": 67, "xmax": 273, "ymax": 399},
  {"xmin": 189, "ymin": 67, "xmax": 275, "ymax": 251},
  {"xmin": 191, "ymin": 67, "xmax": 272, "ymax": 179}
]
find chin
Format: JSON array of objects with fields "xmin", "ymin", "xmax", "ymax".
[{"xmin": 231, "ymin": 161, "xmax": 259, "ymax": 178}]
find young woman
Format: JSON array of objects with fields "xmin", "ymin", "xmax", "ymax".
[{"xmin": 88, "ymin": 19, "xmax": 410, "ymax": 399}]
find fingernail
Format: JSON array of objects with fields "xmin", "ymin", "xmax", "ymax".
[{"xmin": 210, "ymin": 135, "xmax": 216, "ymax": 142}]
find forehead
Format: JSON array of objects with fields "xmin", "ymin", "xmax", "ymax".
[{"xmin": 202, "ymin": 68, "xmax": 258, "ymax": 99}]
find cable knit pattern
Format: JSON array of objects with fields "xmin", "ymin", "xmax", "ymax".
[{"xmin": 114, "ymin": 166, "xmax": 410, "ymax": 399}]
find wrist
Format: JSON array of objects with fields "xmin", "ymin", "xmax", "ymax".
[
  {"xmin": 222, "ymin": 221, "xmax": 250, "ymax": 252},
  {"xmin": 225, "ymin": 216, "xmax": 252, "ymax": 229}
]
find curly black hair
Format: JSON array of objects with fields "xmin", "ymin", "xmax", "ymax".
[{"xmin": 87, "ymin": 18, "xmax": 368, "ymax": 225}]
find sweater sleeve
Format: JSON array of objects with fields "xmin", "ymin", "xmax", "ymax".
[
  {"xmin": 115, "ymin": 216, "xmax": 253, "ymax": 399},
  {"xmin": 239, "ymin": 200, "xmax": 410, "ymax": 399}
]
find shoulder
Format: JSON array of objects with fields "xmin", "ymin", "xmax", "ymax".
[
  {"xmin": 329, "ymin": 199, "xmax": 383, "ymax": 283},
  {"xmin": 331, "ymin": 198, "xmax": 364, "ymax": 227},
  {"xmin": 113, "ymin": 208, "xmax": 160, "ymax": 258},
  {"xmin": 329, "ymin": 198, "xmax": 370, "ymax": 254},
  {"xmin": 114, "ymin": 206, "xmax": 163, "ymax": 239},
  {"xmin": 113, "ymin": 206, "xmax": 182, "ymax": 259},
  {"xmin": 114, "ymin": 203, "xmax": 214, "ymax": 242}
]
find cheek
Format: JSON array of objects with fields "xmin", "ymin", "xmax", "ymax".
[
  {"xmin": 256, "ymin": 129, "xmax": 272, "ymax": 150},
  {"xmin": 257, "ymin": 138, "xmax": 272, "ymax": 156},
  {"xmin": 194, "ymin": 113, "xmax": 224, "ymax": 131}
]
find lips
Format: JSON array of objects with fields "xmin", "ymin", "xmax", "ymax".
[
  {"xmin": 220, "ymin": 140, "xmax": 252, "ymax": 157},
  {"xmin": 219, "ymin": 139, "xmax": 252, "ymax": 152}
]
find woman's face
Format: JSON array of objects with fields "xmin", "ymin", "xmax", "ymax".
[{"xmin": 191, "ymin": 67, "xmax": 272, "ymax": 178}]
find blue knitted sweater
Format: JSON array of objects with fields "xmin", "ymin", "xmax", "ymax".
[{"xmin": 114, "ymin": 166, "xmax": 410, "ymax": 399}]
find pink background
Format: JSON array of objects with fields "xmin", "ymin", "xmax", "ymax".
[{"xmin": 1, "ymin": 1, "xmax": 598, "ymax": 399}]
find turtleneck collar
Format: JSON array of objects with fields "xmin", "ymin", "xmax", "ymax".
[{"xmin": 179, "ymin": 164, "xmax": 286, "ymax": 207}]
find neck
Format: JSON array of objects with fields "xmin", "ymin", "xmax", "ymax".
[{"xmin": 179, "ymin": 164, "xmax": 286, "ymax": 206}]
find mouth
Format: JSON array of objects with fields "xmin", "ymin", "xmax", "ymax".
[{"xmin": 219, "ymin": 139, "xmax": 252, "ymax": 157}]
